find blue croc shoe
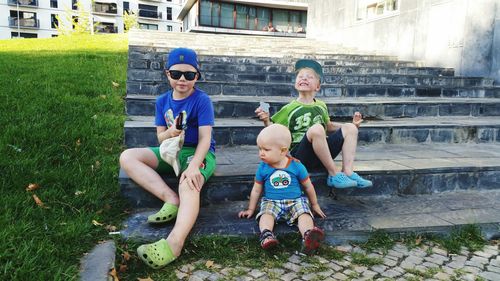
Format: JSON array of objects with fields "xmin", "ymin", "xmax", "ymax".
[
  {"xmin": 327, "ymin": 172, "xmax": 357, "ymax": 189},
  {"xmin": 349, "ymin": 172, "xmax": 373, "ymax": 188}
]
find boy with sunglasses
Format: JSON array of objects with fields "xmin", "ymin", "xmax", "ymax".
[
  {"xmin": 120, "ymin": 47, "xmax": 216, "ymax": 268},
  {"xmin": 255, "ymin": 59, "xmax": 372, "ymax": 190}
]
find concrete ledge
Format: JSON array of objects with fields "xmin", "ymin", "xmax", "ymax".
[
  {"xmin": 120, "ymin": 190, "xmax": 500, "ymax": 245},
  {"xmin": 79, "ymin": 240, "xmax": 115, "ymax": 281}
]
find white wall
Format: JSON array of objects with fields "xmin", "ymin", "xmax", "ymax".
[{"xmin": 305, "ymin": 0, "xmax": 500, "ymax": 82}]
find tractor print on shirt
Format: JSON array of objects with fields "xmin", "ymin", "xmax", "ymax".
[{"xmin": 269, "ymin": 170, "xmax": 291, "ymax": 188}]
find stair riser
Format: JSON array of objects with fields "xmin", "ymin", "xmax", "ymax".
[
  {"xmin": 127, "ymin": 82, "xmax": 500, "ymax": 98},
  {"xmin": 198, "ymin": 64, "xmax": 454, "ymax": 76},
  {"xmin": 127, "ymin": 69, "xmax": 491, "ymax": 87},
  {"xmin": 128, "ymin": 48, "xmax": 409, "ymax": 65},
  {"xmin": 124, "ymin": 126, "xmax": 500, "ymax": 147},
  {"xmin": 127, "ymin": 99, "xmax": 500, "ymax": 118},
  {"xmin": 120, "ymin": 169, "xmax": 500, "ymax": 209}
]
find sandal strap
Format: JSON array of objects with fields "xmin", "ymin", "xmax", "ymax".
[{"xmin": 259, "ymin": 229, "xmax": 275, "ymax": 245}]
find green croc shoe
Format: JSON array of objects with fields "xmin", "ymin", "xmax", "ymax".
[
  {"xmin": 137, "ymin": 239, "xmax": 176, "ymax": 269},
  {"xmin": 147, "ymin": 203, "xmax": 179, "ymax": 224}
]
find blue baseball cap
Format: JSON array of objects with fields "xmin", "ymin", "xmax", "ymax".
[
  {"xmin": 295, "ymin": 59, "xmax": 323, "ymax": 81},
  {"xmin": 165, "ymin": 47, "xmax": 202, "ymax": 77}
]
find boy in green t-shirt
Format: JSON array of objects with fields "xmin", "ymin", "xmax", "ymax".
[{"xmin": 255, "ymin": 59, "xmax": 372, "ymax": 189}]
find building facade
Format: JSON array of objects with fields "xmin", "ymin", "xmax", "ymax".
[
  {"xmin": 304, "ymin": 0, "xmax": 500, "ymax": 83},
  {"xmin": 0, "ymin": 0, "xmax": 183, "ymax": 39},
  {"xmin": 177, "ymin": 0, "xmax": 309, "ymax": 37}
]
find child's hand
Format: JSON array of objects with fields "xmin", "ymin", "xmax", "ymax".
[
  {"xmin": 238, "ymin": 209, "xmax": 254, "ymax": 219},
  {"xmin": 352, "ymin": 111, "xmax": 363, "ymax": 128},
  {"xmin": 167, "ymin": 115, "xmax": 183, "ymax": 138},
  {"xmin": 255, "ymin": 107, "xmax": 270, "ymax": 124},
  {"xmin": 180, "ymin": 164, "xmax": 204, "ymax": 192},
  {"xmin": 311, "ymin": 203, "xmax": 326, "ymax": 218}
]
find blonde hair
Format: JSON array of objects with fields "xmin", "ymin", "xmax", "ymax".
[{"xmin": 257, "ymin": 124, "xmax": 291, "ymax": 149}]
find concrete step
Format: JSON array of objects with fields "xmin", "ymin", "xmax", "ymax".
[
  {"xmin": 119, "ymin": 143, "xmax": 500, "ymax": 209},
  {"xmin": 199, "ymin": 62, "xmax": 454, "ymax": 76},
  {"xmin": 124, "ymin": 115, "xmax": 500, "ymax": 147},
  {"xmin": 126, "ymin": 95, "xmax": 500, "ymax": 118},
  {"xmin": 120, "ymin": 189, "xmax": 500, "ymax": 245},
  {"xmin": 128, "ymin": 31, "xmax": 394, "ymax": 58},
  {"xmin": 127, "ymin": 79, "xmax": 500, "ymax": 97}
]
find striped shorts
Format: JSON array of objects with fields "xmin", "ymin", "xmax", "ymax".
[{"xmin": 256, "ymin": 197, "xmax": 313, "ymax": 225}]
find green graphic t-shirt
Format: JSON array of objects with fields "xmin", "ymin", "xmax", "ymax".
[{"xmin": 271, "ymin": 99, "xmax": 330, "ymax": 148}]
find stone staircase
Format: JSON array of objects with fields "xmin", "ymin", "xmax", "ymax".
[{"xmin": 120, "ymin": 30, "xmax": 500, "ymax": 244}]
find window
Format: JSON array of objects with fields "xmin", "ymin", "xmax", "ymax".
[
  {"xmin": 94, "ymin": 2, "xmax": 117, "ymax": 14},
  {"xmin": 356, "ymin": 0, "xmax": 399, "ymax": 21},
  {"xmin": 11, "ymin": 32, "xmax": 37, "ymax": 38},
  {"xmin": 72, "ymin": 15, "xmax": 78, "ymax": 29},
  {"xmin": 51, "ymin": 14, "xmax": 58, "ymax": 29},
  {"xmin": 139, "ymin": 23, "xmax": 158, "ymax": 30},
  {"xmin": 123, "ymin": 1, "xmax": 129, "ymax": 14},
  {"xmin": 139, "ymin": 4, "xmax": 160, "ymax": 19},
  {"xmin": 220, "ymin": 2, "xmax": 233, "ymax": 28},
  {"xmin": 9, "ymin": 10, "xmax": 38, "ymax": 28},
  {"xmin": 167, "ymin": 25, "xmax": 172, "ymax": 31},
  {"xmin": 95, "ymin": 22, "xmax": 117, "ymax": 33},
  {"xmin": 197, "ymin": 1, "xmax": 306, "ymax": 32},
  {"xmin": 167, "ymin": 7, "xmax": 172, "ymax": 20},
  {"xmin": 50, "ymin": 0, "xmax": 57, "ymax": 8}
]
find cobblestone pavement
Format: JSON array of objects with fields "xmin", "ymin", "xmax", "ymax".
[{"xmin": 173, "ymin": 241, "xmax": 500, "ymax": 281}]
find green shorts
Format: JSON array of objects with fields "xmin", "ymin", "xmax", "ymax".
[{"xmin": 149, "ymin": 146, "xmax": 216, "ymax": 181}]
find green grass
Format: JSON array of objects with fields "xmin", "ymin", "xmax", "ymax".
[{"xmin": 0, "ymin": 34, "xmax": 128, "ymax": 280}]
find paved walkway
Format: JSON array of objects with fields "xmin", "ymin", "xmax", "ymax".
[{"xmin": 174, "ymin": 241, "xmax": 500, "ymax": 281}]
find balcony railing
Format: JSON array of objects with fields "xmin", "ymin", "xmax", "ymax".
[
  {"xmin": 8, "ymin": 17, "xmax": 40, "ymax": 28},
  {"xmin": 93, "ymin": 6, "xmax": 118, "ymax": 14},
  {"xmin": 138, "ymin": 9, "xmax": 162, "ymax": 19},
  {"xmin": 95, "ymin": 25, "xmax": 118, "ymax": 33},
  {"xmin": 8, "ymin": 0, "xmax": 38, "ymax": 7}
]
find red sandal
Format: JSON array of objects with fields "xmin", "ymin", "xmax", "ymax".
[{"xmin": 259, "ymin": 229, "xmax": 279, "ymax": 250}]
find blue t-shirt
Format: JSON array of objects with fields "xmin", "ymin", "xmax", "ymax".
[
  {"xmin": 255, "ymin": 156, "xmax": 310, "ymax": 200},
  {"xmin": 155, "ymin": 88, "xmax": 216, "ymax": 152}
]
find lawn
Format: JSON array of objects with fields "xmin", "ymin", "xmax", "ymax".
[{"xmin": 0, "ymin": 34, "xmax": 128, "ymax": 280}]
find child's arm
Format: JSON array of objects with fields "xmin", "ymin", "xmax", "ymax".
[
  {"xmin": 156, "ymin": 115, "xmax": 183, "ymax": 143},
  {"xmin": 179, "ymin": 125, "xmax": 212, "ymax": 192},
  {"xmin": 302, "ymin": 179, "xmax": 326, "ymax": 218},
  {"xmin": 255, "ymin": 107, "xmax": 272, "ymax": 127},
  {"xmin": 238, "ymin": 182, "xmax": 263, "ymax": 218}
]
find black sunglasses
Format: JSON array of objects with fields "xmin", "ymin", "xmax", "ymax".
[{"xmin": 168, "ymin": 70, "xmax": 198, "ymax": 81}]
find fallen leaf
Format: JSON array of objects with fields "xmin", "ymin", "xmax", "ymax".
[
  {"xmin": 112, "ymin": 81, "xmax": 120, "ymax": 88},
  {"xmin": 26, "ymin": 183, "xmax": 40, "ymax": 191},
  {"xmin": 119, "ymin": 264, "xmax": 127, "ymax": 273},
  {"xmin": 415, "ymin": 236, "xmax": 422, "ymax": 245},
  {"xmin": 122, "ymin": 251, "xmax": 131, "ymax": 261},
  {"xmin": 105, "ymin": 225, "xmax": 117, "ymax": 232},
  {"xmin": 137, "ymin": 277, "xmax": 154, "ymax": 281},
  {"xmin": 109, "ymin": 268, "xmax": 119, "ymax": 281},
  {"xmin": 205, "ymin": 260, "xmax": 214, "ymax": 268},
  {"xmin": 92, "ymin": 220, "xmax": 103, "ymax": 226},
  {"xmin": 100, "ymin": 95, "xmax": 107, "ymax": 99},
  {"xmin": 75, "ymin": 190, "xmax": 85, "ymax": 196},
  {"xmin": 76, "ymin": 139, "xmax": 81, "ymax": 146},
  {"xmin": 32, "ymin": 194, "xmax": 48, "ymax": 208}
]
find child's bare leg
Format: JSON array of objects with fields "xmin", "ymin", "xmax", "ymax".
[
  {"xmin": 259, "ymin": 214, "xmax": 275, "ymax": 232},
  {"xmin": 339, "ymin": 123, "xmax": 358, "ymax": 176},
  {"xmin": 166, "ymin": 178, "xmax": 204, "ymax": 256},
  {"xmin": 120, "ymin": 148, "xmax": 179, "ymax": 205},
  {"xmin": 297, "ymin": 213, "xmax": 315, "ymax": 237},
  {"xmin": 306, "ymin": 124, "xmax": 340, "ymax": 176}
]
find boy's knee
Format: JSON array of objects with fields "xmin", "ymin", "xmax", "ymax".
[
  {"xmin": 307, "ymin": 124, "xmax": 326, "ymax": 138},
  {"xmin": 342, "ymin": 123, "xmax": 358, "ymax": 135},
  {"xmin": 119, "ymin": 149, "xmax": 133, "ymax": 167}
]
